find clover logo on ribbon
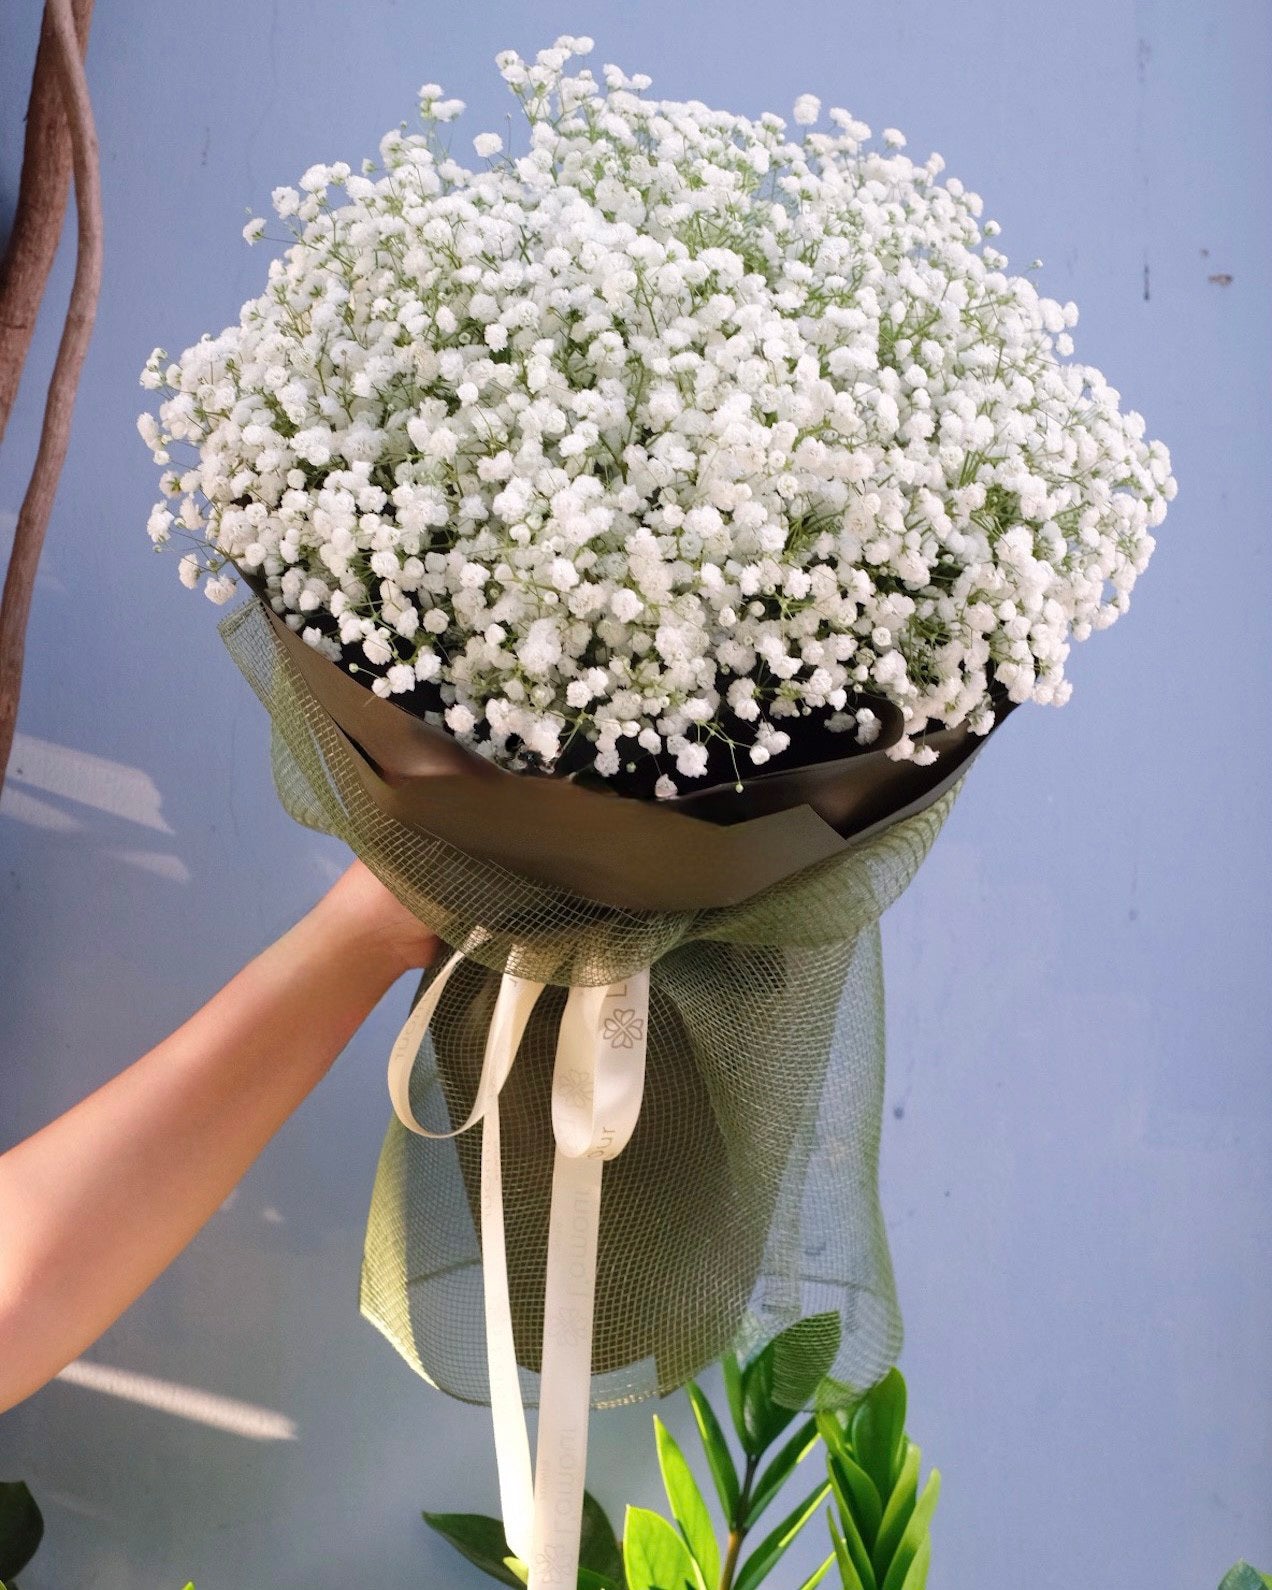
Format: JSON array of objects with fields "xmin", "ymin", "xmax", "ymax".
[
  {"xmin": 553, "ymin": 1306, "xmax": 588, "ymax": 1347},
  {"xmin": 601, "ymin": 1007, "xmax": 645, "ymax": 1050},
  {"xmin": 535, "ymin": 1543, "xmax": 568, "ymax": 1578},
  {"xmin": 557, "ymin": 1066, "xmax": 593, "ymax": 1109}
]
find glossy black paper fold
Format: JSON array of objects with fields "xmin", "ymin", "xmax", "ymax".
[{"xmin": 260, "ymin": 598, "xmax": 1005, "ymax": 907}]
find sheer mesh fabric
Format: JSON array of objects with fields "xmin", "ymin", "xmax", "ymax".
[{"xmin": 222, "ymin": 597, "xmax": 954, "ymax": 1411}]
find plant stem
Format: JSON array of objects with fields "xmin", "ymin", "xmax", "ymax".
[{"xmin": 718, "ymin": 1453, "xmax": 759, "ymax": 1590}]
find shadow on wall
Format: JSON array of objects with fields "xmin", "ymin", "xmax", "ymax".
[{"xmin": 2, "ymin": 731, "xmax": 190, "ymax": 883}]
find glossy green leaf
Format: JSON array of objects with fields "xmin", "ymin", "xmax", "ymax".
[
  {"xmin": 733, "ymin": 1480, "xmax": 830, "ymax": 1590},
  {"xmin": 815, "ymin": 1409, "xmax": 848, "ymax": 1448},
  {"xmin": 827, "ymin": 1448, "xmax": 884, "ymax": 1547},
  {"xmin": 740, "ymin": 1347, "xmax": 775, "ymax": 1455},
  {"xmin": 831, "ymin": 1488, "xmax": 877, "ymax": 1590},
  {"xmin": 425, "ymin": 1497, "xmax": 622, "ymax": 1588},
  {"xmin": 871, "ymin": 1444, "xmax": 919, "ymax": 1578},
  {"xmin": 622, "ymin": 1507, "xmax": 702, "ymax": 1590},
  {"xmin": 896, "ymin": 1533, "xmax": 931, "ymax": 1590},
  {"xmin": 687, "ymin": 1381, "xmax": 741, "ymax": 1524},
  {"xmin": 580, "ymin": 1491, "xmax": 625, "ymax": 1586},
  {"xmin": 1219, "ymin": 1567, "xmax": 1272, "ymax": 1590},
  {"xmin": 654, "ymin": 1418, "xmax": 720, "ymax": 1588},
  {"xmin": 797, "ymin": 1553, "xmax": 837, "ymax": 1590},
  {"xmin": 722, "ymin": 1353, "xmax": 748, "ymax": 1450},
  {"xmin": 880, "ymin": 1471, "xmax": 939, "ymax": 1590},
  {"xmin": 850, "ymin": 1371, "xmax": 907, "ymax": 1498},
  {"xmin": 741, "ymin": 1345, "xmax": 800, "ymax": 1457},
  {"xmin": 828, "ymin": 1508, "xmax": 873, "ymax": 1590},
  {"xmin": 746, "ymin": 1417, "xmax": 821, "ymax": 1528},
  {"xmin": 0, "ymin": 1482, "xmax": 43, "ymax": 1581},
  {"xmin": 771, "ymin": 1313, "xmax": 842, "ymax": 1409},
  {"xmin": 422, "ymin": 1510, "xmax": 525, "ymax": 1586}
]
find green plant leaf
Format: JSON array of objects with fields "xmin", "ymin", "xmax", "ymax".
[
  {"xmin": 746, "ymin": 1417, "xmax": 821, "ymax": 1528},
  {"xmin": 623, "ymin": 1507, "xmax": 702, "ymax": 1590},
  {"xmin": 797, "ymin": 1554, "xmax": 837, "ymax": 1590},
  {"xmin": 815, "ymin": 1409, "xmax": 847, "ymax": 1448},
  {"xmin": 687, "ymin": 1382, "xmax": 741, "ymax": 1524},
  {"xmin": 0, "ymin": 1482, "xmax": 43, "ymax": 1581},
  {"xmin": 740, "ymin": 1345, "xmax": 801, "ymax": 1458},
  {"xmin": 870, "ymin": 1444, "xmax": 919, "ymax": 1578},
  {"xmin": 422, "ymin": 1510, "xmax": 525, "ymax": 1586},
  {"xmin": 739, "ymin": 1349, "xmax": 772, "ymax": 1457},
  {"xmin": 1219, "ymin": 1567, "xmax": 1272, "ymax": 1590},
  {"xmin": 654, "ymin": 1418, "xmax": 720, "ymax": 1588},
  {"xmin": 580, "ymin": 1492, "xmax": 625, "ymax": 1586},
  {"xmin": 880, "ymin": 1471, "xmax": 939, "ymax": 1590},
  {"xmin": 827, "ymin": 1448, "xmax": 884, "ymax": 1547},
  {"xmin": 578, "ymin": 1574, "xmax": 621, "ymax": 1590},
  {"xmin": 739, "ymin": 1314, "xmax": 842, "ymax": 1462},
  {"xmin": 895, "ymin": 1533, "xmax": 931, "ymax": 1590},
  {"xmin": 722, "ymin": 1353, "xmax": 748, "ymax": 1450},
  {"xmin": 828, "ymin": 1507, "xmax": 873, "ymax": 1590},
  {"xmin": 830, "ymin": 1490, "xmax": 877, "ymax": 1590},
  {"xmin": 771, "ymin": 1313, "xmax": 842, "ymax": 1409},
  {"xmin": 733, "ymin": 1480, "xmax": 830, "ymax": 1590},
  {"xmin": 849, "ymin": 1372, "xmax": 907, "ymax": 1499}
]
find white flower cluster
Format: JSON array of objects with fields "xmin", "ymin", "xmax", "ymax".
[{"xmin": 140, "ymin": 36, "xmax": 1174, "ymax": 790}]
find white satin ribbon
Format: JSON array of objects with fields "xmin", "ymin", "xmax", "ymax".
[{"xmin": 387, "ymin": 952, "xmax": 650, "ymax": 1590}]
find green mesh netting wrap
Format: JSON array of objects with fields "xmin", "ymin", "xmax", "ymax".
[{"xmin": 220, "ymin": 595, "xmax": 956, "ymax": 1412}]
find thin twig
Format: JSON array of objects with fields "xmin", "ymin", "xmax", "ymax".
[{"xmin": 0, "ymin": 0, "xmax": 103, "ymax": 796}]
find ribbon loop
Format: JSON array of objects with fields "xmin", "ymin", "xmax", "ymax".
[
  {"xmin": 387, "ymin": 951, "xmax": 545, "ymax": 1140},
  {"xmin": 386, "ymin": 956, "xmax": 651, "ymax": 1590}
]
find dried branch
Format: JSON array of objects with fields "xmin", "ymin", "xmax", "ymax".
[
  {"xmin": 0, "ymin": 0, "xmax": 95, "ymax": 446},
  {"xmin": 0, "ymin": 0, "xmax": 103, "ymax": 796}
]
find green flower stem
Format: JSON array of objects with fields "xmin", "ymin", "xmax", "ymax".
[{"xmin": 719, "ymin": 1454, "xmax": 760, "ymax": 1590}]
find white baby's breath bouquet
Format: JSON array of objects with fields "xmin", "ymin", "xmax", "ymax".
[
  {"xmin": 138, "ymin": 42, "xmax": 1176, "ymax": 1590},
  {"xmin": 139, "ymin": 34, "xmax": 1174, "ymax": 796}
]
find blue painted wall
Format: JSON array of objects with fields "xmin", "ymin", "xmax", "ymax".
[{"xmin": 1, "ymin": 2, "xmax": 1268, "ymax": 1586}]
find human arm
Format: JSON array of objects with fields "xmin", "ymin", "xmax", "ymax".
[{"xmin": 0, "ymin": 859, "xmax": 437, "ymax": 1413}]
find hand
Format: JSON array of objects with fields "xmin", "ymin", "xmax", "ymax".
[{"xmin": 319, "ymin": 858, "xmax": 441, "ymax": 977}]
